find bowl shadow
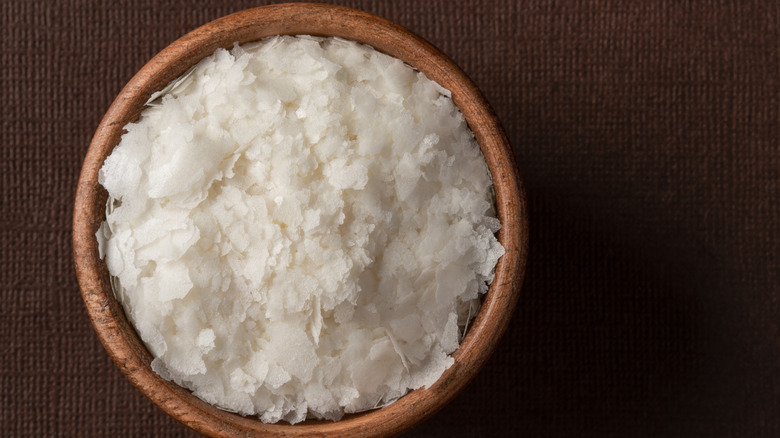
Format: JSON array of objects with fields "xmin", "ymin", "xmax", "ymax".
[{"xmin": 403, "ymin": 186, "xmax": 746, "ymax": 437}]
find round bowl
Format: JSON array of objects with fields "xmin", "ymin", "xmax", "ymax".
[{"xmin": 73, "ymin": 3, "xmax": 528, "ymax": 437}]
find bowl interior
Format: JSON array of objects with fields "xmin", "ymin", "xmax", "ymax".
[{"xmin": 73, "ymin": 3, "xmax": 528, "ymax": 437}]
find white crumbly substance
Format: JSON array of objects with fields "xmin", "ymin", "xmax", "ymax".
[{"xmin": 97, "ymin": 36, "xmax": 505, "ymax": 424}]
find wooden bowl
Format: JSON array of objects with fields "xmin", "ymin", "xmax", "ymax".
[{"xmin": 73, "ymin": 3, "xmax": 528, "ymax": 437}]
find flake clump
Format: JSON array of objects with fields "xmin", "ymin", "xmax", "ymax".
[{"xmin": 98, "ymin": 36, "xmax": 505, "ymax": 424}]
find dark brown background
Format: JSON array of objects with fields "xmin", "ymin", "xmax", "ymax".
[{"xmin": 2, "ymin": 0, "xmax": 778, "ymax": 436}]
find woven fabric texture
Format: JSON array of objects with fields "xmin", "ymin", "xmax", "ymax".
[{"xmin": 2, "ymin": 0, "xmax": 779, "ymax": 436}]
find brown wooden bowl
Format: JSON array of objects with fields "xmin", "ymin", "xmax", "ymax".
[{"xmin": 73, "ymin": 3, "xmax": 528, "ymax": 437}]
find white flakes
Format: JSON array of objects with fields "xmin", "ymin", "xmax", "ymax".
[
  {"xmin": 150, "ymin": 357, "xmax": 173, "ymax": 380},
  {"xmin": 267, "ymin": 322, "xmax": 318, "ymax": 382},
  {"xmin": 154, "ymin": 261, "xmax": 193, "ymax": 302},
  {"xmin": 440, "ymin": 312, "xmax": 460, "ymax": 354},
  {"xmin": 324, "ymin": 158, "xmax": 368, "ymax": 190},
  {"xmin": 230, "ymin": 368, "xmax": 259, "ymax": 394},
  {"xmin": 196, "ymin": 328, "xmax": 216, "ymax": 352},
  {"xmin": 96, "ymin": 221, "xmax": 109, "ymax": 259},
  {"xmin": 409, "ymin": 346, "xmax": 455, "ymax": 390},
  {"xmin": 246, "ymin": 352, "xmax": 270, "ymax": 384},
  {"xmin": 98, "ymin": 36, "xmax": 504, "ymax": 424}
]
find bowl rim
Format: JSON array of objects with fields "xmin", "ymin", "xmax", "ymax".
[{"xmin": 72, "ymin": 3, "xmax": 528, "ymax": 437}]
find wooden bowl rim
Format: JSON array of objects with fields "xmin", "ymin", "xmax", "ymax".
[{"xmin": 73, "ymin": 3, "xmax": 528, "ymax": 437}]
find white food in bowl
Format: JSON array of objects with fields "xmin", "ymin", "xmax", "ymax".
[{"xmin": 96, "ymin": 35, "xmax": 504, "ymax": 424}]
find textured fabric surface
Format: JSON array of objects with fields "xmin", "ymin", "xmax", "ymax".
[{"xmin": 2, "ymin": 0, "xmax": 779, "ymax": 436}]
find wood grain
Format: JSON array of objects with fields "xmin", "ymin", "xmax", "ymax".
[{"xmin": 72, "ymin": 3, "xmax": 528, "ymax": 437}]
